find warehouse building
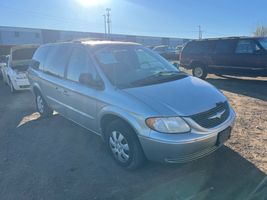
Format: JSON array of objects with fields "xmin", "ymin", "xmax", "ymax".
[{"xmin": 0, "ymin": 26, "xmax": 188, "ymax": 55}]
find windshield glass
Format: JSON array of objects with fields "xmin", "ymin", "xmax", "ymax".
[
  {"xmin": 258, "ymin": 38, "xmax": 267, "ymax": 50},
  {"xmin": 93, "ymin": 45, "xmax": 180, "ymax": 88}
]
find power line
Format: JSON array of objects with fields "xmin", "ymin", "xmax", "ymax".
[
  {"xmin": 198, "ymin": 25, "xmax": 203, "ymax": 39},
  {"xmin": 106, "ymin": 8, "xmax": 111, "ymax": 36},
  {"xmin": 102, "ymin": 14, "xmax": 107, "ymax": 36}
]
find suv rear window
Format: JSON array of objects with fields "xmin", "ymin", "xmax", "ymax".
[
  {"xmin": 215, "ymin": 40, "xmax": 235, "ymax": 54},
  {"xmin": 183, "ymin": 41, "xmax": 215, "ymax": 54}
]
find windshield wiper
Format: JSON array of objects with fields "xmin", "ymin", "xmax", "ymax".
[{"xmin": 130, "ymin": 71, "xmax": 186, "ymax": 86}]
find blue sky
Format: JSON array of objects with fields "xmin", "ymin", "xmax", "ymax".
[{"xmin": 0, "ymin": 0, "xmax": 266, "ymax": 39}]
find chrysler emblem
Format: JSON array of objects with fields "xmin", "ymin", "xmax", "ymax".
[{"xmin": 208, "ymin": 109, "xmax": 226, "ymax": 120}]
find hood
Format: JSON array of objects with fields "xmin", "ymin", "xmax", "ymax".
[
  {"xmin": 11, "ymin": 60, "xmax": 31, "ymax": 71},
  {"xmin": 122, "ymin": 76, "xmax": 227, "ymax": 116}
]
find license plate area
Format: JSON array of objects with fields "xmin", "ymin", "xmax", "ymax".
[{"xmin": 216, "ymin": 127, "xmax": 231, "ymax": 146}]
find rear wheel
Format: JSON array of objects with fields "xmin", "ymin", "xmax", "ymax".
[
  {"xmin": 192, "ymin": 64, "xmax": 207, "ymax": 79},
  {"xmin": 35, "ymin": 92, "xmax": 53, "ymax": 118},
  {"xmin": 105, "ymin": 120, "xmax": 146, "ymax": 170}
]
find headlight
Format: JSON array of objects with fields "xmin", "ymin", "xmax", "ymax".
[{"xmin": 145, "ymin": 117, "xmax": 190, "ymax": 134}]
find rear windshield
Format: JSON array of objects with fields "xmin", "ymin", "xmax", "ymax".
[{"xmin": 12, "ymin": 47, "xmax": 37, "ymax": 61}]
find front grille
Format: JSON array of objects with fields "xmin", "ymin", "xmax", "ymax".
[{"xmin": 191, "ymin": 102, "xmax": 230, "ymax": 128}]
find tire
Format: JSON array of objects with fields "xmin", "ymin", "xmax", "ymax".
[
  {"xmin": 192, "ymin": 63, "xmax": 208, "ymax": 79},
  {"xmin": 105, "ymin": 120, "xmax": 146, "ymax": 170},
  {"xmin": 8, "ymin": 78, "xmax": 16, "ymax": 93},
  {"xmin": 35, "ymin": 91, "xmax": 53, "ymax": 118}
]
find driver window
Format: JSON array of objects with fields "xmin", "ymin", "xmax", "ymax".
[
  {"xmin": 235, "ymin": 40, "xmax": 260, "ymax": 54},
  {"xmin": 67, "ymin": 47, "xmax": 96, "ymax": 83}
]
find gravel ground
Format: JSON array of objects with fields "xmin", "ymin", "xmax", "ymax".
[{"xmin": 0, "ymin": 74, "xmax": 266, "ymax": 199}]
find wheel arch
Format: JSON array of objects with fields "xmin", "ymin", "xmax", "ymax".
[
  {"xmin": 32, "ymin": 83, "xmax": 42, "ymax": 96},
  {"xmin": 190, "ymin": 60, "xmax": 207, "ymax": 68},
  {"xmin": 98, "ymin": 107, "xmax": 150, "ymax": 140}
]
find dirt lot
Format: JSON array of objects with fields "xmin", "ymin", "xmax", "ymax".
[{"xmin": 0, "ymin": 74, "xmax": 266, "ymax": 200}]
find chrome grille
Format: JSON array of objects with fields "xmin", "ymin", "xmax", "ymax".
[{"xmin": 191, "ymin": 102, "xmax": 230, "ymax": 128}]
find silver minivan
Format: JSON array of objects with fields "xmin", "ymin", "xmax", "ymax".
[{"xmin": 28, "ymin": 41, "xmax": 236, "ymax": 169}]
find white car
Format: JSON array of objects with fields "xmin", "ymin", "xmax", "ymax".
[{"xmin": 6, "ymin": 45, "xmax": 38, "ymax": 92}]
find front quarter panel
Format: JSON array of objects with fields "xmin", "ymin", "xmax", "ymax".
[{"xmin": 97, "ymin": 105, "xmax": 152, "ymax": 138}]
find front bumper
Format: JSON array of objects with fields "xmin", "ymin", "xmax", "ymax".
[{"xmin": 139, "ymin": 108, "xmax": 236, "ymax": 163}]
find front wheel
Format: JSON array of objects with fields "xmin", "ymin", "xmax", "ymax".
[
  {"xmin": 192, "ymin": 65, "xmax": 207, "ymax": 79},
  {"xmin": 105, "ymin": 120, "xmax": 146, "ymax": 170},
  {"xmin": 35, "ymin": 92, "xmax": 53, "ymax": 118}
]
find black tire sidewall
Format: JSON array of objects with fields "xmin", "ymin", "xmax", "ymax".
[
  {"xmin": 35, "ymin": 92, "xmax": 52, "ymax": 118},
  {"xmin": 105, "ymin": 120, "xmax": 144, "ymax": 169}
]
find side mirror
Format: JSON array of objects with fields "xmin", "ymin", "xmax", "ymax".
[
  {"xmin": 254, "ymin": 49, "xmax": 265, "ymax": 54},
  {"xmin": 31, "ymin": 60, "xmax": 40, "ymax": 69},
  {"xmin": 79, "ymin": 73, "xmax": 103, "ymax": 89}
]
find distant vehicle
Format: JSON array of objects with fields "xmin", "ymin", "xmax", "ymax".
[
  {"xmin": 5, "ymin": 45, "xmax": 38, "ymax": 92},
  {"xmin": 28, "ymin": 41, "xmax": 235, "ymax": 169},
  {"xmin": 153, "ymin": 45, "xmax": 179, "ymax": 61},
  {"xmin": 180, "ymin": 37, "xmax": 267, "ymax": 79},
  {"xmin": 0, "ymin": 55, "xmax": 9, "ymax": 80}
]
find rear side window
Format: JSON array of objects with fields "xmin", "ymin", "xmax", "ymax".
[
  {"xmin": 183, "ymin": 41, "xmax": 214, "ymax": 54},
  {"xmin": 32, "ymin": 46, "xmax": 49, "ymax": 70},
  {"xmin": 215, "ymin": 40, "xmax": 235, "ymax": 54},
  {"xmin": 235, "ymin": 40, "xmax": 260, "ymax": 54},
  {"xmin": 43, "ymin": 45, "xmax": 72, "ymax": 78},
  {"xmin": 66, "ymin": 47, "xmax": 96, "ymax": 82}
]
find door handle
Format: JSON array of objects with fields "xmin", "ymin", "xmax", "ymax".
[{"xmin": 63, "ymin": 90, "xmax": 69, "ymax": 96}]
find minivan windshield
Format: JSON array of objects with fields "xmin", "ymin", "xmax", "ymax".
[
  {"xmin": 258, "ymin": 38, "xmax": 267, "ymax": 50},
  {"xmin": 93, "ymin": 45, "xmax": 184, "ymax": 88}
]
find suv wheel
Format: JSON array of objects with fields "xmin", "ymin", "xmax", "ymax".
[
  {"xmin": 105, "ymin": 120, "xmax": 145, "ymax": 170},
  {"xmin": 192, "ymin": 64, "xmax": 207, "ymax": 79},
  {"xmin": 35, "ymin": 92, "xmax": 53, "ymax": 118}
]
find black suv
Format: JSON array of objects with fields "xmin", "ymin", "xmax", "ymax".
[{"xmin": 180, "ymin": 37, "xmax": 267, "ymax": 79}]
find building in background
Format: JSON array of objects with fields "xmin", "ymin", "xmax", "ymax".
[{"xmin": 0, "ymin": 26, "xmax": 189, "ymax": 55}]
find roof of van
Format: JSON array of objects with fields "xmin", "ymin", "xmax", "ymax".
[
  {"xmin": 81, "ymin": 40, "xmax": 140, "ymax": 46},
  {"xmin": 39, "ymin": 40, "xmax": 141, "ymax": 48}
]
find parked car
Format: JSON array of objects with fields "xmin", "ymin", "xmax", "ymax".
[
  {"xmin": 0, "ymin": 55, "xmax": 9, "ymax": 80},
  {"xmin": 6, "ymin": 45, "xmax": 38, "ymax": 92},
  {"xmin": 28, "ymin": 41, "xmax": 236, "ymax": 169},
  {"xmin": 153, "ymin": 45, "xmax": 179, "ymax": 61},
  {"xmin": 180, "ymin": 37, "xmax": 267, "ymax": 79}
]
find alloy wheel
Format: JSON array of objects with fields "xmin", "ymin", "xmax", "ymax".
[
  {"xmin": 194, "ymin": 67, "xmax": 203, "ymax": 78},
  {"xmin": 36, "ymin": 95, "xmax": 44, "ymax": 114},
  {"xmin": 109, "ymin": 131, "xmax": 130, "ymax": 163}
]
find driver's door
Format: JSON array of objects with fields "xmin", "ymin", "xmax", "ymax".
[{"xmin": 60, "ymin": 46, "xmax": 99, "ymax": 132}]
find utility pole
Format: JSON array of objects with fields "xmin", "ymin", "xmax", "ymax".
[
  {"xmin": 198, "ymin": 25, "xmax": 203, "ymax": 39},
  {"xmin": 106, "ymin": 8, "xmax": 111, "ymax": 36},
  {"xmin": 103, "ymin": 14, "xmax": 107, "ymax": 36}
]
